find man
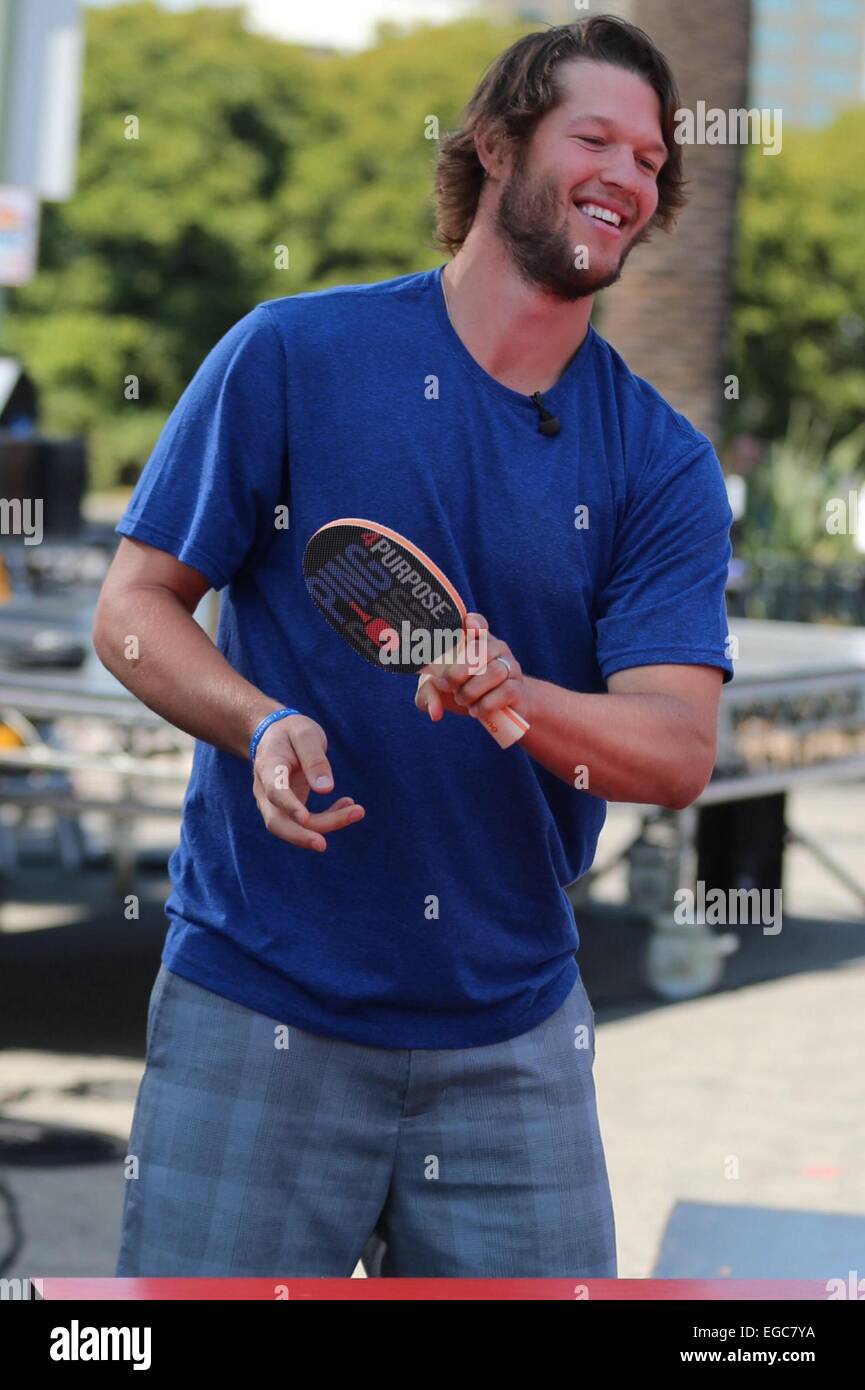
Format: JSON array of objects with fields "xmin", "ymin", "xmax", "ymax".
[{"xmin": 96, "ymin": 15, "xmax": 733, "ymax": 1279}]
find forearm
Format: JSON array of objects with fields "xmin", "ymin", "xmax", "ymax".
[
  {"xmin": 93, "ymin": 586, "xmax": 284, "ymax": 760},
  {"xmin": 520, "ymin": 676, "xmax": 713, "ymax": 809}
]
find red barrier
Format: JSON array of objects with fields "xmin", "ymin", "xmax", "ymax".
[{"xmin": 31, "ymin": 1277, "xmax": 835, "ymax": 1301}]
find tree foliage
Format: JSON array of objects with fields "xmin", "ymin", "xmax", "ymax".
[
  {"xmin": 731, "ymin": 107, "xmax": 865, "ymax": 445},
  {"xmin": 4, "ymin": 3, "xmax": 863, "ymax": 490},
  {"xmin": 7, "ymin": 1, "xmax": 317, "ymax": 484}
]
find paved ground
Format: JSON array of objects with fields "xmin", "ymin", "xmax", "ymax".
[{"xmin": 1, "ymin": 780, "xmax": 863, "ymax": 1280}]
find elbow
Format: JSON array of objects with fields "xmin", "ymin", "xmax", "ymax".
[
  {"xmin": 662, "ymin": 786, "xmax": 702, "ymax": 813},
  {"xmin": 661, "ymin": 745, "xmax": 716, "ymax": 812},
  {"xmin": 91, "ymin": 608, "xmax": 107, "ymax": 666},
  {"xmin": 92, "ymin": 595, "xmax": 109, "ymax": 663},
  {"xmin": 92, "ymin": 589, "xmax": 120, "ymax": 669}
]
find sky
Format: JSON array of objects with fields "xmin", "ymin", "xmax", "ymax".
[{"xmin": 82, "ymin": 0, "xmax": 478, "ymax": 51}]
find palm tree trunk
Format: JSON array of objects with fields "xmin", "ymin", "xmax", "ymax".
[{"xmin": 599, "ymin": 0, "xmax": 752, "ymax": 447}]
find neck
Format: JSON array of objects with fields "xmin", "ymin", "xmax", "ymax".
[{"xmin": 442, "ymin": 226, "xmax": 593, "ymax": 396}]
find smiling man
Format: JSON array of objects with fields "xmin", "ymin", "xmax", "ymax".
[{"xmin": 97, "ymin": 15, "xmax": 733, "ymax": 1280}]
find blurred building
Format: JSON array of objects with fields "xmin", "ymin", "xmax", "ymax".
[{"xmin": 751, "ymin": 0, "xmax": 865, "ymax": 126}]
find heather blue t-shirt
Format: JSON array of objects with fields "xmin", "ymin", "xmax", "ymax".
[{"xmin": 117, "ymin": 264, "xmax": 734, "ymax": 1049}]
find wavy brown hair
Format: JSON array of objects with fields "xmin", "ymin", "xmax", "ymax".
[{"xmin": 433, "ymin": 14, "xmax": 687, "ymax": 256}]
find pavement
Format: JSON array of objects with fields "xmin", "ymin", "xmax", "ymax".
[{"xmin": 1, "ymin": 779, "xmax": 863, "ymax": 1280}]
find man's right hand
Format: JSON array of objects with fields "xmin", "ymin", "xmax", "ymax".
[
  {"xmin": 252, "ymin": 714, "xmax": 365, "ymax": 852},
  {"xmin": 93, "ymin": 541, "xmax": 364, "ymax": 852}
]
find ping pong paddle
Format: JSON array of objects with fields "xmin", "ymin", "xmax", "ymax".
[{"xmin": 302, "ymin": 518, "xmax": 530, "ymax": 749}]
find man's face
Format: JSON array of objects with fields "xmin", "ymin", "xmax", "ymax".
[{"xmin": 493, "ymin": 60, "xmax": 668, "ymax": 300}]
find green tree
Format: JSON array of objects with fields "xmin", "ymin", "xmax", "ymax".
[
  {"xmin": 6, "ymin": 7, "xmax": 520, "ymax": 489},
  {"xmin": 739, "ymin": 404, "xmax": 865, "ymax": 561},
  {"xmin": 731, "ymin": 107, "xmax": 865, "ymax": 445},
  {"xmin": 6, "ymin": 1, "xmax": 314, "ymax": 486},
  {"xmin": 9, "ymin": 3, "xmax": 862, "ymax": 495},
  {"xmin": 264, "ymin": 18, "xmax": 523, "ymax": 291}
]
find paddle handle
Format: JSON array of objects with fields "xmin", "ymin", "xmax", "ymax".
[
  {"xmin": 418, "ymin": 675, "xmax": 530, "ymax": 748},
  {"xmin": 479, "ymin": 705, "xmax": 531, "ymax": 749}
]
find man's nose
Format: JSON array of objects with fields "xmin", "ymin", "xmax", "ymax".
[{"xmin": 598, "ymin": 148, "xmax": 641, "ymax": 200}]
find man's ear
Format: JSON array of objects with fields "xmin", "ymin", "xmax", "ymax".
[{"xmin": 474, "ymin": 121, "xmax": 511, "ymax": 183}]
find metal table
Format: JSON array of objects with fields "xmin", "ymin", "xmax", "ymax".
[{"xmin": 571, "ymin": 619, "xmax": 865, "ymax": 998}]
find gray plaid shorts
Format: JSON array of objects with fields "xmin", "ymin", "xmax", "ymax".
[{"xmin": 116, "ymin": 962, "xmax": 617, "ymax": 1277}]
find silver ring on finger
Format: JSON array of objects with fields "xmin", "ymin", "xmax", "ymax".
[{"xmin": 494, "ymin": 655, "xmax": 512, "ymax": 676}]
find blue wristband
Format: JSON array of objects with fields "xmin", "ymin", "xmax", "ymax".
[{"xmin": 249, "ymin": 708, "xmax": 302, "ymax": 762}]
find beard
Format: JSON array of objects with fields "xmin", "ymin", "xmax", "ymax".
[{"xmin": 494, "ymin": 150, "xmax": 647, "ymax": 301}]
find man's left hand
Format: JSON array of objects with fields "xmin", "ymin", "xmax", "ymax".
[{"xmin": 415, "ymin": 612, "xmax": 533, "ymax": 726}]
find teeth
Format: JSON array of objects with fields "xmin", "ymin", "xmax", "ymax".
[{"xmin": 576, "ymin": 202, "xmax": 622, "ymax": 227}]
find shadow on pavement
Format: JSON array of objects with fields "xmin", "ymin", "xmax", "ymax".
[{"xmin": 0, "ymin": 862, "xmax": 863, "ymax": 1053}]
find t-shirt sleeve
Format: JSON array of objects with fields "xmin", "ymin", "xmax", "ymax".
[
  {"xmin": 595, "ymin": 439, "xmax": 735, "ymax": 684},
  {"xmin": 115, "ymin": 302, "xmax": 287, "ymax": 591}
]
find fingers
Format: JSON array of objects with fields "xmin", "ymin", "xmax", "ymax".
[
  {"xmin": 255, "ymin": 714, "xmax": 333, "ymax": 802},
  {"xmin": 303, "ymin": 797, "xmax": 366, "ymax": 833},
  {"xmin": 416, "ymin": 671, "xmax": 443, "ymax": 721},
  {"xmin": 260, "ymin": 795, "xmax": 366, "ymax": 852},
  {"xmin": 418, "ymin": 618, "xmax": 520, "ymax": 723},
  {"xmin": 253, "ymin": 716, "xmax": 364, "ymax": 851},
  {"xmin": 454, "ymin": 651, "xmax": 521, "ymax": 710},
  {"xmin": 253, "ymin": 762, "xmax": 310, "ymax": 826},
  {"xmin": 416, "ymin": 671, "xmax": 465, "ymax": 721},
  {"xmin": 283, "ymin": 717, "xmax": 335, "ymax": 793}
]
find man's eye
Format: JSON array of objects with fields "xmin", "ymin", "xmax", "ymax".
[{"xmin": 578, "ymin": 135, "xmax": 659, "ymax": 173}]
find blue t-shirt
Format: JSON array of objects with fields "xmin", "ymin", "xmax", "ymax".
[{"xmin": 117, "ymin": 264, "xmax": 734, "ymax": 1049}]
